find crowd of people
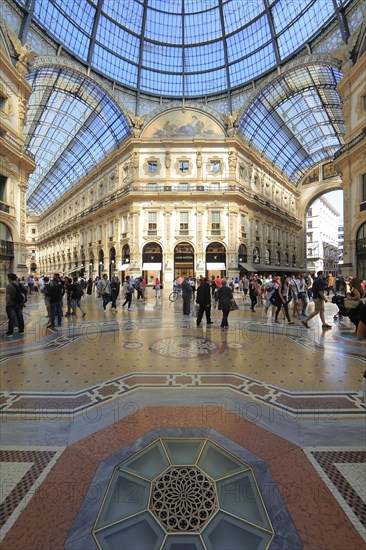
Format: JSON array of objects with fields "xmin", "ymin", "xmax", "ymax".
[{"xmin": 4, "ymin": 270, "xmax": 366, "ymax": 340}]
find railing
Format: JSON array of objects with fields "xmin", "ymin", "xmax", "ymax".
[
  {"xmin": 333, "ymin": 129, "xmax": 366, "ymax": 159},
  {"xmin": 35, "ymin": 183, "xmax": 300, "ymax": 242}
]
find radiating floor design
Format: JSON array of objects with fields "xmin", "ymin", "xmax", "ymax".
[{"xmin": 1, "ymin": 291, "xmax": 365, "ymax": 549}]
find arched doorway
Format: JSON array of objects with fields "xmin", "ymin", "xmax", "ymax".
[
  {"xmin": 0, "ymin": 223, "xmax": 14, "ymax": 287},
  {"xmin": 80, "ymin": 253, "xmax": 86, "ymax": 277},
  {"xmin": 205, "ymin": 242, "xmax": 226, "ymax": 278},
  {"xmin": 253, "ymin": 246, "xmax": 260, "ymax": 265},
  {"xmin": 109, "ymin": 247, "xmax": 116, "ymax": 280},
  {"xmin": 174, "ymin": 242, "xmax": 195, "ymax": 279},
  {"xmin": 89, "ymin": 252, "xmax": 94, "ymax": 278},
  {"xmin": 98, "ymin": 250, "xmax": 104, "ymax": 278},
  {"xmin": 120, "ymin": 244, "xmax": 130, "ymax": 283},
  {"xmin": 356, "ymin": 222, "xmax": 366, "ymax": 279},
  {"xmin": 142, "ymin": 242, "xmax": 163, "ymax": 285},
  {"xmin": 238, "ymin": 244, "xmax": 250, "ymax": 276}
]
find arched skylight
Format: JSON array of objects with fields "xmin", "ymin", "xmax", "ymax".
[
  {"xmin": 238, "ymin": 66, "xmax": 345, "ymax": 182},
  {"xmin": 15, "ymin": 0, "xmax": 351, "ymax": 97},
  {"xmin": 25, "ymin": 68, "xmax": 129, "ymax": 214}
]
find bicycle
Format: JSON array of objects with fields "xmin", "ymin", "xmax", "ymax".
[{"xmin": 169, "ymin": 288, "xmax": 182, "ymax": 302}]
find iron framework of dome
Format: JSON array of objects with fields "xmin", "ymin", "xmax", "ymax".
[{"xmin": 14, "ymin": 0, "xmax": 352, "ymax": 97}]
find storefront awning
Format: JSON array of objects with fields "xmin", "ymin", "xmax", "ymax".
[
  {"xmin": 253, "ymin": 264, "xmax": 307, "ymax": 273},
  {"xmin": 118, "ymin": 263, "xmax": 130, "ymax": 271},
  {"xmin": 239, "ymin": 262, "xmax": 254, "ymax": 272},
  {"xmin": 142, "ymin": 263, "xmax": 162, "ymax": 270},
  {"xmin": 206, "ymin": 262, "xmax": 226, "ymax": 270}
]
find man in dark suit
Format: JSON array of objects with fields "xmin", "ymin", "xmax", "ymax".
[{"xmin": 196, "ymin": 277, "xmax": 213, "ymax": 327}]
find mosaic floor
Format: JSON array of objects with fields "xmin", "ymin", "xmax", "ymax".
[{"xmin": 1, "ymin": 290, "xmax": 365, "ymax": 549}]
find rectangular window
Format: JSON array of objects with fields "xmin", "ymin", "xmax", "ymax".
[
  {"xmin": 179, "ymin": 161, "xmax": 189, "ymax": 173},
  {"xmin": 307, "ymin": 248, "xmax": 313, "ymax": 256},
  {"xmin": 180, "ymin": 211, "xmax": 189, "ymax": 230},
  {"xmin": 109, "ymin": 220, "xmax": 114, "ymax": 238},
  {"xmin": 31, "ymin": 228, "xmax": 36, "ymax": 234},
  {"xmin": 307, "ymin": 208, "xmax": 312, "ymax": 217},
  {"xmin": 211, "ymin": 182, "xmax": 220, "ymax": 191},
  {"xmin": 98, "ymin": 225, "xmax": 102, "ymax": 241},
  {"xmin": 307, "ymin": 233, "xmax": 313, "ymax": 243},
  {"xmin": 0, "ymin": 175, "xmax": 7, "ymax": 203},
  {"xmin": 211, "ymin": 211, "xmax": 220, "ymax": 230},
  {"xmin": 148, "ymin": 182, "xmax": 157, "ymax": 191},
  {"xmin": 307, "ymin": 220, "xmax": 312, "ymax": 228},
  {"xmin": 148, "ymin": 211, "xmax": 157, "ymax": 231},
  {"xmin": 122, "ymin": 216, "xmax": 127, "ymax": 234},
  {"xmin": 240, "ymin": 214, "xmax": 246, "ymax": 235},
  {"xmin": 361, "ymin": 173, "xmax": 366, "ymax": 202},
  {"xmin": 148, "ymin": 161, "xmax": 157, "ymax": 173},
  {"xmin": 180, "ymin": 182, "xmax": 188, "ymax": 191}
]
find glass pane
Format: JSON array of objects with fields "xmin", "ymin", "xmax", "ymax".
[
  {"xmin": 197, "ymin": 441, "xmax": 247, "ymax": 479},
  {"xmin": 96, "ymin": 471, "xmax": 150, "ymax": 528},
  {"xmin": 217, "ymin": 471, "xmax": 272, "ymax": 530},
  {"xmin": 162, "ymin": 439, "xmax": 205, "ymax": 465},
  {"xmin": 122, "ymin": 441, "xmax": 169, "ymax": 479},
  {"xmin": 94, "ymin": 512, "xmax": 164, "ymax": 549}
]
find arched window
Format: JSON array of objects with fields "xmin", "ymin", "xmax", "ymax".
[
  {"xmin": 238, "ymin": 244, "xmax": 247, "ymax": 262},
  {"xmin": 253, "ymin": 247, "xmax": 260, "ymax": 264}
]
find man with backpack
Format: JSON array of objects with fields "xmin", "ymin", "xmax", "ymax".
[
  {"xmin": 68, "ymin": 276, "xmax": 86, "ymax": 317},
  {"xmin": 5, "ymin": 273, "xmax": 27, "ymax": 337}
]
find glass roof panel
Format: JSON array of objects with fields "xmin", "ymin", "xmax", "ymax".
[
  {"xmin": 184, "ymin": 9, "xmax": 222, "ymax": 44},
  {"xmin": 25, "ymin": 68, "xmax": 129, "ymax": 214},
  {"xmin": 102, "ymin": 0, "xmax": 143, "ymax": 34},
  {"xmin": 185, "ymin": 67, "xmax": 227, "ymax": 96},
  {"xmin": 96, "ymin": 15, "xmax": 140, "ymax": 64},
  {"xmin": 22, "ymin": 0, "xmax": 347, "ymax": 97},
  {"xmin": 143, "ymin": 43, "xmax": 183, "ymax": 72},
  {"xmin": 273, "ymin": 1, "xmax": 334, "ymax": 59},
  {"xmin": 229, "ymin": 44, "xmax": 276, "ymax": 87},
  {"xmin": 184, "ymin": 42, "xmax": 226, "ymax": 72},
  {"xmin": 93, "ymin": 44, "xmax": 138, "ymax": 87},
  {"xmin": 33, "ymin": 0, "xmax": 94, "ymax": 62},
  {"xmin": 238, "ymin": 66, "xmax": 344, "ymax": 182}
]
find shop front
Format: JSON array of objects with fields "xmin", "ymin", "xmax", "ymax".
[
  {"xmin": 174, "ymin": 242, "xmax": 195, "ymax": 279},
  {"xmin": 142, "ymin": 242, "xmax": 163, "ymax": 285},
  {"xmin": 205, "ymin": 242, "xmax": 226, "ymax": 279}
]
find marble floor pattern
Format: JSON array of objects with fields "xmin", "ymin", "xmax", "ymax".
[{"xmin": 0, "ymin": 290, "xmax": 365, "ymax": 549}]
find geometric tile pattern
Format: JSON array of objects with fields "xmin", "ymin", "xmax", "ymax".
[
  {"xmin": 305, "ymin": 448, "xmax": 366, "ymax": 542},
  {"xmin": 1, "ymin": 371, "xmax": 365, "ymax": 417},
  {"xmin": 0, "ymin": 448, "xmax": 64, "ymax": 542}
]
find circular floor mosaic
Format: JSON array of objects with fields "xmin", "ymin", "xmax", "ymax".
[{"xmin": 150, "ymin": 337, "xmax": 219, "ymax": 358}]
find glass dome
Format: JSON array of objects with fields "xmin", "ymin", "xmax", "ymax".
[{"xmin": 16, "ymin": 0, "xmax": 350, "ymax": 97}]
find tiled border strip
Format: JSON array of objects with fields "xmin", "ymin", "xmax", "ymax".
[{"xmin": 1, "ymin": 372, "xmax": 365, "ymax": 417}]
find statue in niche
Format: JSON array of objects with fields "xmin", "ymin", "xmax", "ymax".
[
  {"xmin": 130, "ymin": 152, "xmax": 139, "ymax": 169},
  {"xmin": 228, "ymin": 151, "xmax": 237, "ymax": 169},
  {"xmin": 196, "ymin": 152, "xmax": 202, "ymax": 169},
  {"xmin": 165, "ymin": 151, "xmax": 171, "ymax": 169}
]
